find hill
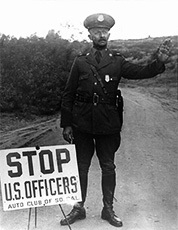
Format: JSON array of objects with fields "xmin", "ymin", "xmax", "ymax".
[
  {"xmin": 108, "ymin": 36, "xmax": 178, "ymax": 107},
  {"xmin": 0, "ymin": 34, "xmax": 177, "ymax": 116}
]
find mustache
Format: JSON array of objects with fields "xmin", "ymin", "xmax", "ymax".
[{"xmin": 99, "ymin": 38, "xmax": 107, "ymax": 42}]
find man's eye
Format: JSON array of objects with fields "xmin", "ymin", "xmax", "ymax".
[{"xmin": 95, "ymin": 31, "xmax": 107, "ymax": 35}]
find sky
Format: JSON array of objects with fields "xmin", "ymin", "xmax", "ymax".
[{"xmin": 0, "ymin": 0, "xmax": 177, "ymax": 40}]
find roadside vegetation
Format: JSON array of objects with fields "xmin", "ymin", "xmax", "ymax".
[{"xmin": 0, "ymin": 31, "xmax": 177, "ymax": 130}]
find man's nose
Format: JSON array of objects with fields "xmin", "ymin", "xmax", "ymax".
[{"xmin": 100, "ymin": 32, "xmax": 105, "ymax": 37}]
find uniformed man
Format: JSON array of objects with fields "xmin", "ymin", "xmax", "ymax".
[{"xmin": 60, "ymin": 13, "xmax": 171, "ymax": 227}]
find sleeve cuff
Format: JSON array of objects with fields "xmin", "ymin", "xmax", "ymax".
[
  {"xmin": 60, "ymin": 107, "xmax": 72, "ymax": 128},
  {"xmin": 155, "ymin": 59, "xmax": 166, "ymax": 73}
]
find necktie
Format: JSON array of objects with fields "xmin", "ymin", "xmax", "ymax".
[{"xmin": 95, "ymin": 50, "xmax": 101, "ymax": 63}]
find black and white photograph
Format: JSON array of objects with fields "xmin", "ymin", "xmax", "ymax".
[{"xmin": 0, "ymin": 0, "xmax": 177, "ymax": 229}]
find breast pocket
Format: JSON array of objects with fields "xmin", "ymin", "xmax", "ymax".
[
  {"xmin": 79, "ymin": 74, "xmax": 89, "ymax": 81},
  {"xmin": 78, "ymin": 74, "xmax": 91, "ymax": 91},
  {"xmin": 104, "ymin": 75, "xmax": 118, "ymax": 92}
]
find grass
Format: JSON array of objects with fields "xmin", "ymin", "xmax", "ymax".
[
  {"xmin": 0, "ymin": 113, "xmax": 57, "ymax": 132},
  {"xmin": 121, "ymin": 70, "xmax": 177, "ymax": 98}
]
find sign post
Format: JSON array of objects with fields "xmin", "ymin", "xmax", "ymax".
[{"xmin": 0, "ymin": 144, "xmax": 82, "ymax": 229}]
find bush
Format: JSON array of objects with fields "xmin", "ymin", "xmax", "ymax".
[
  {"xmin": 0, "ymin": 34, "xmax": 177, "ymax": 114},
  {"xmin": 0, "ymin": 33, "xmax": 88, "ymax": 114}
]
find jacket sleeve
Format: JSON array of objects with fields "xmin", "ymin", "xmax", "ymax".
[
  {"xmin": 121, "ymin": 57, "xmax": 165, "ymax": 80},
  {"xmin": 60, "ymin": 57, "xmax": 79, "ymax": 128}
]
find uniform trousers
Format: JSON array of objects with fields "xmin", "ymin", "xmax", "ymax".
[{"xmin": 73, "ymin": 128, "xmax": 121, "ymax": 206}]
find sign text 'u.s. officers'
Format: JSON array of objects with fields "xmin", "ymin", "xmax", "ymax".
[{"xmin": 0, "ymin": 145, "xmax": 82, "ymax": 211}]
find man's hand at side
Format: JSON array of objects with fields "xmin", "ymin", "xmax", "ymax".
[{"xmin": 63, "ymin": 126, "xmax": 74, "ymax": 143}]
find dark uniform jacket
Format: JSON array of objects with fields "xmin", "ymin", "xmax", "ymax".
[{"xmin": 60, "ymin": 48, "xmax": 165, "ymax": 134}]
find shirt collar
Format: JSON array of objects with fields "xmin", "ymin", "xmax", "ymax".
[{"xmin": 92, "ymin": 47, "xmax": 108, "ymax": 57}]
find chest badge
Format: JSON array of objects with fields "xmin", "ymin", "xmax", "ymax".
[{"xmin": 105, "ymin": 75, "xmax": 110, "ymax": 82}]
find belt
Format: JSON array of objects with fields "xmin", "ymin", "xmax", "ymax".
[{"xmin": 75, "ymin": 93, "xmax": 116, "ymax": 106}]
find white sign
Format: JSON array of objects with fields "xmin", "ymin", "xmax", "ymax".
[{"xmin": 0, "ymin": 145, "xmax": 82, "ymax": 211}]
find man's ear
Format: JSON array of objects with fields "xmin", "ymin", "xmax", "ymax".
[
  {"xmin": 107, "ymin": 33, "xmax": 110, "ymax": 40},
  {"xmin": 88, "ymin": 34, "xmax": 92, "ymax": 41}
]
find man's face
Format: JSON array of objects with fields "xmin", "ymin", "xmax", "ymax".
[{"xmin": 88, "ymin": 28, "xmax": 110, "ymax": 47}]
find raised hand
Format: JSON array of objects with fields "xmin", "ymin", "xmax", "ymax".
[{"xmin": 157, "ymin": 38, "xmax": 172, "ymax": 63}]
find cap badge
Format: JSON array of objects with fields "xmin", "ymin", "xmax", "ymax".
[
  {"xmin": 105, "ymin": 75, "xmax": 110, "ymax": 82},
  {"xmin": 98, "ymin": 15, "xmax": 104, "ymax": 22}
]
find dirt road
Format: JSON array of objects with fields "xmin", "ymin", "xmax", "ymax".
[{"xmin": 0, "ymin": 87, "xmax": 177, "ymax": 230}]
